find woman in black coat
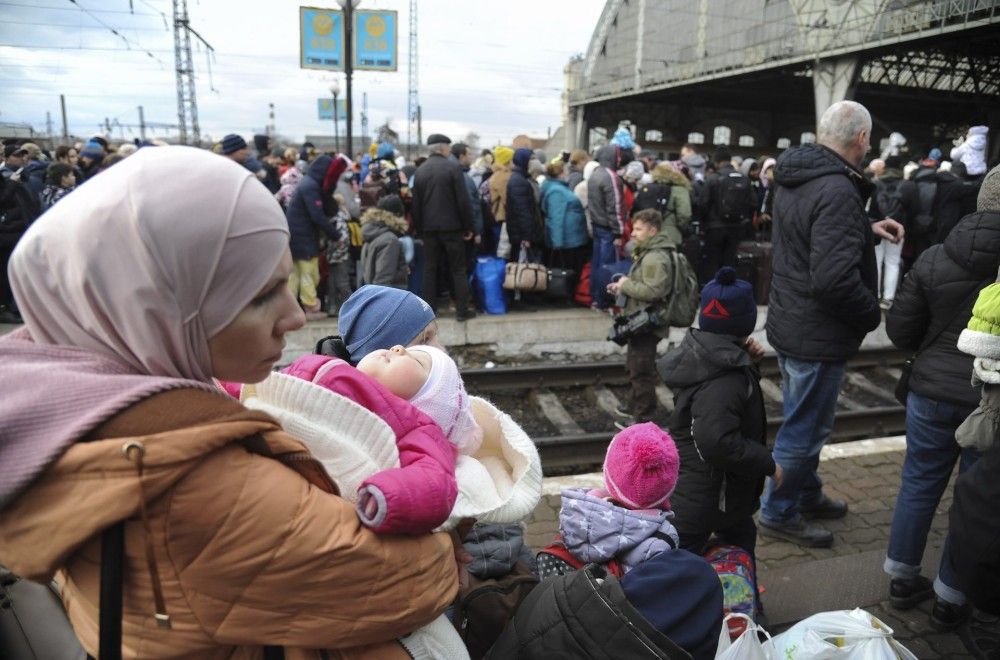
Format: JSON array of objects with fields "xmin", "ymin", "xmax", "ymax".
[{"xmin": 883, "ymin": 197, "xmax": 1000, "ymax": 629}]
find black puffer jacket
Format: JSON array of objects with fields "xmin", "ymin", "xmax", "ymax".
[
  {"xmin": 486, "ymin": 563, "xmax": 691, "ymax": 659},
  {"xmin": 766, "ymin": 144, "xmax": 880, "ymax": 361},
  {"xmin": 886, "ymin": 211, "xmax": 1000, "ymax": 407},
  {"xmin": 506, "ymin": 157, "xmax": 544, "ymax": 247},
  {"xmin": 933, "ymin": 171, "xmax": 981, "ymax": 244},
  {"xmin": 658, "ymin": 330, "xmax": 773, "ymax": 522}
]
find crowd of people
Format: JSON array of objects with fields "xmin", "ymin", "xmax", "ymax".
[{"xmin": 0, "ymin": 99, "xmax": 998, "ymax": 659}]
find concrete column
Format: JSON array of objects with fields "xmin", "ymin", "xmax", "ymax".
[
  {"xmin": 575, "ymin": 107, "xmax": 590, "ymax": 152},
  {"xmin": 634, "ymin": 0, "xmax": 646, "ymax": 90},
  {"xmin": 812, "ymin": 56, "xmax": 859, "ymax": 127}
]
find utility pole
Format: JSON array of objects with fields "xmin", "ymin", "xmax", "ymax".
[
  {"xmin": 105, "ymin": 117, "xmax": 112, "ymax": 135},
  {"xmin": 173, "ymin": 0, "xmax": 213, "ymax": 145},
  {"xmin": 138, "ymin": 105, "xmax": 147, "ymax": 141},
  {"xmin": 407, "ymin": 0, "xmax": 418, "ymax": 157},
  {"xmin": 343, "ymin": 0, "xmax": 355, "ymax": 159},
  {"xmin": 361, "ymin": 92, "xmax": 369, "ymax": 147},
  {"xmin": 417, "ymin": 105, "xmax": 422, "ymax": 149},
  {"xmin": 46, "ymin": 112, "xmax": 53, "ymax": 137},
  {"xmin": 60, "ymin": 94, "xmax": 68, "ymax": 140},
  {"xmin": 267, "ymin": 102, "xmax": 276, "ymax": 137}
]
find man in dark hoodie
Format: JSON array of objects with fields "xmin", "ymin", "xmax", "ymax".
[
  {"xmin": 659, "ymin": 267, "xmax": 779, "ymax": 563},
  {"xmin": 761, "ymin": 101, "xmax": 904, "ymax": 548},
  {"xmin": 701, "ymin": 147, "xmax": 757, "ymax": 279},
  {"xmin": 587, "ymin": 144, "xmax": 626, "ymax": 308}
]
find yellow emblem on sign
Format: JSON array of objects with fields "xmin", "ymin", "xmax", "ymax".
[
  {"xmin": 365, "ymin": 15, "xmax": 386, "ymax": 37},
  {"xmin": 312, "ymin": 13, "xmax": 334, "ymax": 36}
]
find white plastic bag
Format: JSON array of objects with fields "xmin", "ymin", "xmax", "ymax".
[
  {"xmin": 715, "ymin": 614, "xmax": 777, "ymax": 660},
  {"xmin": 497, "ymin": 222, "xmax": 512, "ymax": 260},
  {"xmin": 769, "ymin": 608, "xmax": 917, "ymax": 660}
]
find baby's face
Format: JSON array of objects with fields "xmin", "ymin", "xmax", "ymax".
[{"xmin": 357, "ymin": 345, "xmax": 431, "ymax": 399}]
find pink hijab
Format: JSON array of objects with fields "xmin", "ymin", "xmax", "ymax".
[{"xmin": 9, "ymin": 145, "xmax": 289, "ymax": 382}]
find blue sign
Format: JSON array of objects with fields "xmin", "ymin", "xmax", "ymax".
[
  {"xmin": 354, "ymin": 9, "xmax": 397, "ymax": 71},
  {"xmin": 300, "ymin": 7, "xmax": 344, "ymax": 71},
  {"xmin": 317, "ymin": 98, "xmax": 347, "ymax": 121}
]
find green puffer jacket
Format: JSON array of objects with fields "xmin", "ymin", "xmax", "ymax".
[{"xmin": 620, "ymin": 232, "xmax": 676, "ymax": 339}]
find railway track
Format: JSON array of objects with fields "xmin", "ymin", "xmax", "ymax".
[{"xmin": 463, "ymin": 347, "xmax": 909, "ymax": 474}]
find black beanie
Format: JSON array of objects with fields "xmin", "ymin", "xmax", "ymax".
[
  {"xmin": 698, "ymin": 267, "xmax": 757, "ymax": 337},
  {"xmin": 712, "ymin": 148, "xmax": 732, "ymax": 165}
]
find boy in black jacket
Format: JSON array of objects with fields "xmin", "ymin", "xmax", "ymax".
[{"xmin": 657, "ymin": 267, "xmax": 781, "ymax": 558}]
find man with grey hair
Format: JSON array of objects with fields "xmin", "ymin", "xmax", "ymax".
[{"xmin": 759, "ymin": 100, "xmax": 905, "ymax": 547}]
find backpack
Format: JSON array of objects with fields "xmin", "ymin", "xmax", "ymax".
[
  {"xmin": 716, "ymin": 171, "xmax": 752, "ymax": 223},
  {"xmin": 704, "ymin": 544, "xmax": 757, "ymax": 640},
  {"xmin": 913, "ymin": 178, "xmax": 938, "ymax": 235},
  {"xmin": 875, "ymin": 178, "xmax": 904, "ymax": 223},
  {"xmin": 690, "ymin": 178, "xmax": 709, "ymax": 223},
  {"xmin": 452, "ymin": 561, "xmax": 538, "ymax": 659},
  {"xmin": 664, "ymin": 249, "xmax": 699, "ymax": 327},
  {"xmin": 632, "ymin": 182, "xmax": 672, "ymax": 218}
]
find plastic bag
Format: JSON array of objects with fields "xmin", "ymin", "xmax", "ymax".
[
  {"xmin": 715, "ymin": 614, "xmax": 777, "ymax": 660},
  {"xmin": 769, "ymin": 608, "xmax": 917, "ymax": 660},
  {"xmin": 474, "ymin": 256, "xmax": 507, "ymax": 315},
  {"xmin": 497, "ymin": 222, "xmax": 512, "ymax": 260}
]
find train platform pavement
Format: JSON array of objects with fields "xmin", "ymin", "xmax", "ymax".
[
  {"xmin": 0, "ymin": 304, "xmax": 895, "ymax": 368},
  {"xmin": 524, "ymin": 435, "xmax": 1000, "ymax": 658},
  {"xmin": 278, "ymin": 303, "xmax": 897, "ymax": 368}
]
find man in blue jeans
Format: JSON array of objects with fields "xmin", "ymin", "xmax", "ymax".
[{"xmin": 760, "ymin": 100, "xmax": 904, "ymax": 547}]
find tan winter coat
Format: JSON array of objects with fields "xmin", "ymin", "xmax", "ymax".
[
  {"xmin": 489, "ymin": 164, "xmax": 512, "ymax": 223},
  {"xmin": 0, "ymin": 388, "xmax": 456, "ymax": 659}
]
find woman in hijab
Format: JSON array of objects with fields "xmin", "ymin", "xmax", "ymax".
[{"xmin": 0, "ymin": 147, "xmax": 456, "ymax": 658}]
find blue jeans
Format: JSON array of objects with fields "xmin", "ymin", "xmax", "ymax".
[
  {"xmin": 760, "ymin": 355, "xmax": 846, "ymax": 524},
  {"xmin": 590, "ymin": 225, "xmax": 617, "ymax": 307},
  {"xmin": 884, "ymin": 392, "xmax": 979, "ymax": 605}
]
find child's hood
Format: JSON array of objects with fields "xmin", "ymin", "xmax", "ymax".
[
  {"xmin": 558, "ymin": 488, "xmax": 678, "ymax": 566},
  {"xmin": 657, "ymin": 328, "xmax": 752, "ymax": 390}
]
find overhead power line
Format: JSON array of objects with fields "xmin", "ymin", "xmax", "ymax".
[{"xmin": 61, "ymin": 0, "xmax": 167, "ymax": 67}]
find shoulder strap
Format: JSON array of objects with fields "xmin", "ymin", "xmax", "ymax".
[
  {"xmin": 913, "ymin": 277, "xmax": 992, "ymax": 358},
  {"xmin": 98, "ymin": 523, "xmax": 124, "ymax": 660}
]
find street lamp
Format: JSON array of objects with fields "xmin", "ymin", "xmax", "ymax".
[
  {"xmin": 330, "ymin": 79, "xmax": 341, "ymax": 154},
  {"xmin": 337, "ymin": 0, "xmax": 360, "ymax": 159}
]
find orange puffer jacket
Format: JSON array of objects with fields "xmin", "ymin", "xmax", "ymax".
[{"xmin": 0, "ymin": 388, "xmax": 456, "ymax": 659}]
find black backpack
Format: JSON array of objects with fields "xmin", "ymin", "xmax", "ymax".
[
  {"xmin": 632, "ymin": 182, "xmax": 672, "ymax": 218},
  {"xmin": 453, "ymin": 561, "xmax": 538, "ymax": 659},
  {"xmin": 875, "ymin": 178, "xmax": 904, "ymax": 223},
  {"xmin": 913, "ymin": 178, "xmax": 938, "ymax": 235},
  {"xmin": 715, "ymin": 171, "xmax": 752, "ymax": 223}
]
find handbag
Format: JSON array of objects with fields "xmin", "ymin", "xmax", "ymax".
[
  {"xmin": 503, "ymin": 249, "xmax": 548, "ymax": 293},
  {"xmin": 894, "ymin": 278, "xmax": 991, "ymax": 405}
]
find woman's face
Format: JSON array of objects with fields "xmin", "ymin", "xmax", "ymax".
[
  {"xmin": 408, "ymin": 320, "xmax": 442, "ymax": 350},
  {"xmin": 356, "ymin": 345, "xmax": 431, "ymax": 399},
  {"xmin": 208, "ymin": 250, "xmax": 304, "ymax": 383}
]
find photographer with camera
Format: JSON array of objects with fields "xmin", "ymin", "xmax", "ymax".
[{"xmin": 606, "ymin": 209, "xmax": 677, "ymax": 427}]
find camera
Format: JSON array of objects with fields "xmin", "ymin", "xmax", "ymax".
[{"xmin": 607, "ymin": 307, "xmax": 662, "ymax": 345}]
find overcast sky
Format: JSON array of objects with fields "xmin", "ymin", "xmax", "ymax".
[{"xmin": 0, "ymin": 0, "xmax": 606, "ymax": 147}]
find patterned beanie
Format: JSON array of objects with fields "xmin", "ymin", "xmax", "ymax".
[
  {"xmin": 977, "ymin": 163, "xmax": 1000, "ymax": 212},
  {"xmin": 698, "ymin": 267, "xmax": 757, "ymax": 337},
  {"xmin": 408, "ymin": 345, "xmax": 482, "ymax": 455},
  {"xmin": 957, "ymin": 281, "xmax": 1000, "ymax": 359},
  {"xmin": 603, "ymin": 422, "xmax": 680, "ymax": 510},
  {"xmin": 221, "ymin": 134, "xmax": 248, "ymax": 155}
]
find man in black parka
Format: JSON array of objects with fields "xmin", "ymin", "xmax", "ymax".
[{"xmin": 760, "ymin": 101, "xmax": 905, "ymax": 547}]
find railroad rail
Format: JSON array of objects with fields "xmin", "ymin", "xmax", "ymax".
[{"xmin": 463, "ymin": 347, "xmax": 909, "ymax": 474}]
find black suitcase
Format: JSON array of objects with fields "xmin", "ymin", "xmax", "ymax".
[
  {"xmin": 735, "ymin": 251, "xmax": 757, "ymax": 299},
  {"xmin": 546, "ymin": 268, "xmax": 578, "ymax": 300}
]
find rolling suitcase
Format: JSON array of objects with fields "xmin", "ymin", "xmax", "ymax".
[
  {"xmin": 735, "ymin": 252, "xmax": 756, "ymax": 299},
  {"xmin": 738, "ymin": 240, "xmax": 773, "ymax": 305}
]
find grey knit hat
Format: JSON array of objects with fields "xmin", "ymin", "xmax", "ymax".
[{"xmin": 978, "ymin": 163, "xmax": 1000, "ymax": 212}]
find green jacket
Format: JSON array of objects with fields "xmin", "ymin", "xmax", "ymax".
[{"xmin": 620, "ymin": 232, "xmax": 676, "ymax": 339}]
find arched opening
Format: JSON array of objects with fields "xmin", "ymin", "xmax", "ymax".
[
  {"xmin": 687, "ymin": 132, "xmax": 705, "ymax": 145},
  {"xmin": 644, "ymin": 129, "xmax": 664, "ymax": 143},
  {"xmin": 800, "ymin": 131, "xmax": 816, "ymax": 144},
  {"xmin": 738, "ymin": 135, "xmax": 755, "ymax": 147},
  {"xmin": 777, "ymin": 137, "xmax": 791, "ymax": 149},
  {"xmin": 713, "ymin": 125, "xmax": 732, "ymax": 145}
]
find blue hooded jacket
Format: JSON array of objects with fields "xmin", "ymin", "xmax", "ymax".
[
  {"xmin": 285, "ymin": 155, "xmax": 340, "ymax": 260},
  {"xmin": 540, "ymin": 177, "xmax": 588, "ymax": 249}
]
